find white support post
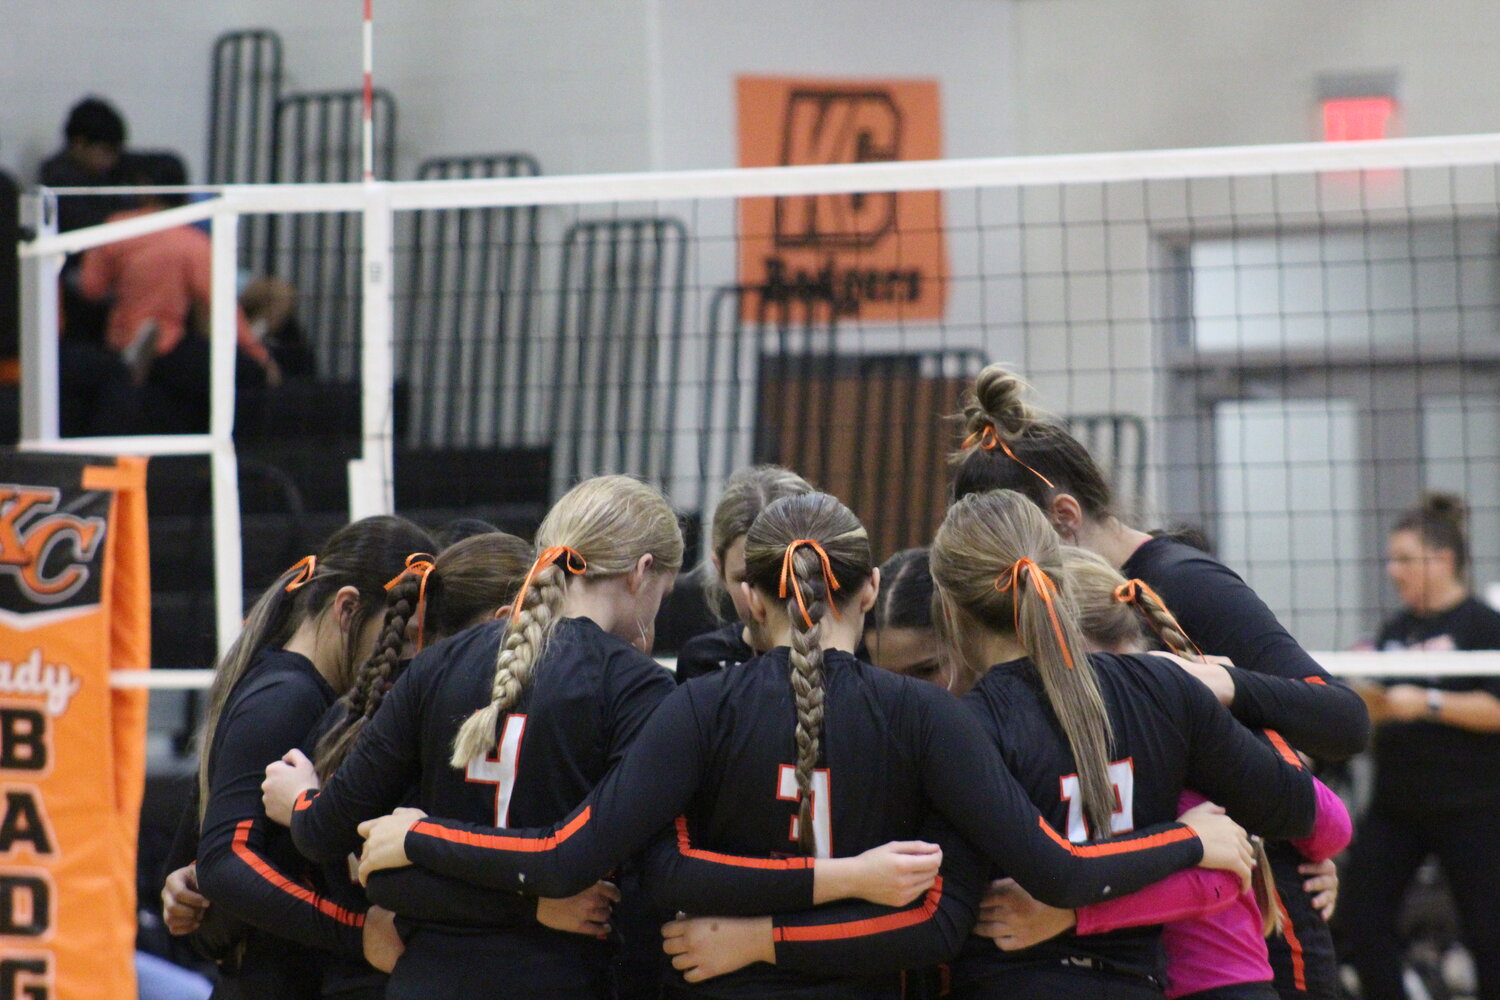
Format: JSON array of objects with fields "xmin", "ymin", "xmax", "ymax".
[
  {"xmin": 19, "ymin": 195, "xmax": 60, "ymax": 444},
  {"xmin": 349, "ymin": 189, "xmax": 396, "ymax": 519},
  {"xmin": 210, "ymin": 212, "xmax": 245, "ymax": 658}
]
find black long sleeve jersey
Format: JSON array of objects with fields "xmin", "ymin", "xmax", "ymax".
[
  {"xmin": 675, "ymin": 623, "xmax": 755, "ymax": 683},
  {"xmin": 399, "ymin": 648, "xmax": 1217, "ymax": 999},
  {"xmin": 195, "ymin": 648, "xmax": 365, "ymax": 998},
  {"xmin": 289, "ymin": 617, "xmax": 675, "ymax": 999},
  {"xmin": 950, "ymin": 652, "xmax": 1317, "ymax": 993},
  {"xmin": 1122, "ymin": 536, "xmax": 1367, "ymax": 1000},
  {"xmin": 296, "ymin": 700, "xmax": 543, "ymax": 998}
]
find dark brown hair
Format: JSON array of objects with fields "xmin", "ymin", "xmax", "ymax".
[
  {"xmin": 198, "ymin": 515, "xmax": 434, "ymax": 820},
  {"xmin": 951, "ymin": 364, "xmax": 1114, "ymax": 519},
  {"xmin": 314, "ymin": 532, "xmax": 533, "ymax": 777},
  {"xmin": 1393, "ymin": 491, "xmax": 1469, "ymax": 576}
]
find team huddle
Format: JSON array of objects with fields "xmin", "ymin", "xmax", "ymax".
[{"xmin": 163, "ymin": 363, "xmax": 1367, "ymax": 1000}]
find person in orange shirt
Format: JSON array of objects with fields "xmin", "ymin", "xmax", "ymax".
[{"xmin": 78, "ymin": 157, "xmax": 280, "ymax": 431}]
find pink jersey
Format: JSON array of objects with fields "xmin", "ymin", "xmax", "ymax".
[{"xmin": 1077, "ymin": 782, "xmax": 1351, "ymax": 998}]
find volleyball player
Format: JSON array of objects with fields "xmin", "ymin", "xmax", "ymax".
[
  {"xmin": 973, "ymin": 547, "xmax": 1352, "ymax": 1000},
  {"xmin": 866, "ymin": 548, "xmax": 957, "ymax": 689},
  {"xmin": 951, "ymin": 363, "xmax": 1366, "ymax": 1000},
  {"xmin": 193, "ymin": 515, "xmax": 434, "ymax": 999},
  {"xmin": 357, "ymin": 491, "xmax": 1260, "ymax": 999},
  {"xmin": 675, "ymin": 465, "xmax": 814, "ymax": 682},
  {"xmin": 259, "ymin": 476, "xmax": 684, "ymax": 1000}
]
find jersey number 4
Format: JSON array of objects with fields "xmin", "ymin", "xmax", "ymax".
[
  {"xmin": 1059, "ymin": 758, "xmax": 1136, "ymax": 842},
  {"xmin": 466, "ymin": 715, "xmax": 527, "ymax": 825},
  {"xmin": 776, "ymin": 764, "xmax": 832, "ymax": 858}
]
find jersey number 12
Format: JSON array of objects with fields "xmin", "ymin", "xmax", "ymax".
[
  {"xmin": 466, "ymin": 715, "xmax": 527, "ymax": 825},
  {"xmin": 1059, "ymin": 758, "xmax": 1135, "ymax": 842}
]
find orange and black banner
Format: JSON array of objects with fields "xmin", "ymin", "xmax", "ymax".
[
  {"xmin": 0, "ymin": 453, "xmax": 149, "ymax": 1000},
  {"xmin": 737, "ymin": 75, "xmax": 948, "ymax": 322}
]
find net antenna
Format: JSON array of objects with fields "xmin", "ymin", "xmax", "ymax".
[{"xmin": 362, "ymin": 0, "xmax": 376, "ymax": 183}]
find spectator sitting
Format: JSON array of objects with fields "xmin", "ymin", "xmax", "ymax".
[
  {"xmin": 78, "ymin": 156, "xmax": 280, "ymax": 433},
  {"xmin": 38, "ymin": 97, "xmax": 131, "ymax": 234}
]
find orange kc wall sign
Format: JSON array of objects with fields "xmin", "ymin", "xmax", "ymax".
[{"xmin": 737, "ymin": 76, "xmax": 948, "ymax": 321}]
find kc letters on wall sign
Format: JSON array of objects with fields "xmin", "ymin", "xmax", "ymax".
[
  {"xmin": 737, "ymin": 76, "xmax": 948, "ymax": 322},
  {"xmin": 0, "ymin": 454, "xmax": 149, "ymax": 1000}
]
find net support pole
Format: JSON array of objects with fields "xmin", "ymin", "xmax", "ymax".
[
  {"xmin": 210, "ymin": 211, "xmax": 245, "ymax": 657},
  {"xmin": 19, "ymin": 194, "xmax": 60, "ymax": 444},
  {"xmin": 349, "ymin": 189, "xmax": 395, "ymax": 519}
]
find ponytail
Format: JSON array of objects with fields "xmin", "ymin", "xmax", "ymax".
[
  {"xmin": 449, "ymin": 476, "xmax": 683, "ymax": 769},
  {"xmin": 197, "ymin": 563, "xmax": 303, "ymax": 821},
  {"xmin": 743, "ymin": 494, "xmax": 873, "ymax": 858},
  {"xmin": 1113, "ymin": 579, "xmax": 1203, "ymax": 661},
  {"xmin": 197, "ymin": 514, "xmax": 434, "ymax": 822},
  {"xmin": 1254, "ymin": 839, "xmax": 1284, "ymax": 936},
  {"xmin": 932, "ymin": 490, "xmax": 1117, "ymax": 839}
]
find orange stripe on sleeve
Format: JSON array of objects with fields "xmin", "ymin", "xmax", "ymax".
[
  {"xmin": 1037, "ymin": 816, "xmax": 1198, "ymax": 856},
  {"xmin": 231, "ymin": 820, "xmax": 365, "ymax": 927},
  {"xmin": 1263, "ymin": 730, "xmax": 1304, "ymax": 769},
  {"xmin": 773, "ymin": 878, "xmax": 944, "ymax": 942},
  {"xmin": 410, "ymin": 806, "xmax": 592, "ymax": 853},
  {"xmin": 1302, "ymin": 676, "xmax": 1327, "ymax": 686},
  {"xmin": 1275, "ymin": 895, "xmax": 1307, "ymax": 990},
  {"xmin": 673, "ymin": 816, "xmax": 814, "ymax": 870},
  {"xmin": 293, "ymin": 789, "xmax": 317, "ymax": 812}
]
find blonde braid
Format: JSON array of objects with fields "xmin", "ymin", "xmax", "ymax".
[
  {"xmin": 450, "ymin": 564, "xmax": 564, "ymax": 767},
  {"xmin": 786, "ymin": 549, "xmax": 829, "ymax": 856}
]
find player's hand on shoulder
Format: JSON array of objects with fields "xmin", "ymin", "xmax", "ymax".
[
  {"xmin": 357, "ymin": 807, "xmax": 427, "ymax": 883},
  {"xmin": 262, "ymin": 748, "xmax": 320, "ymax": 826},
  {"xmin": 1153, "ymin": 651, "xmax": 1237, "ymax": 706}
]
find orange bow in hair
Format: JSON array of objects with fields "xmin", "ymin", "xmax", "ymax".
[
  {"xmin": 962, "ymin": 425, "xmax": 1056, "ymax": 489},
  {"xmin": 1113, "ymin": 578, "xmax": 1205, "ymax": 660},
  {"xmin": 386, "ymin": 553, "xmax": 437, "ymax": 650},
  {"xmin": 995, "ymin": 557, "xmax": 1074, "ymax": 668},
  {"xmin": 283, "ymin": 555, "xmax": 318, "ymax": 592},
  {"xmin": 510, "ymin": 546, "xmax": 588, "ymax": 625},
  {"xmin": 779, "ymin": 539, "xmax": 843, "ymax": 629}
]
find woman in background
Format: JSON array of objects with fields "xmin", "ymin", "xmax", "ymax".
[{"xmin": 1344, "ymin": 492, "xmax": 1500, "ymax": 1000}]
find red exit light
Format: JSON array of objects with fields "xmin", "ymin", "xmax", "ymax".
[{"xmin": 1323, "ymin": 96, "xmax": 1397, "ymax": 141}]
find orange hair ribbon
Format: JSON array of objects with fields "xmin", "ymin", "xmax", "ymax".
[
  {"xmin": 283, "ymin": 555, "xmax": 318, "ymax": 592},
  {"xmin": 385, "ymin": 553, "xmax": 437, "ymax": 650},
  {"xmin": 510, "ymin": 546, "xmax": 588, "ymax": 625},
  {"xmin": 995, "ymin": 557, "xmax": 1075, "ymax": 668},
  {"xmin": 1113, "ymin": 578, "xmax": 1205, "ymax": 660},
  {"xmin": 961, "ymin": 424, "xmax": 1056, "ymax": 489},
  {"xmin": 779, "ymin": 539, "xmax": 843, "ymax": 629}
]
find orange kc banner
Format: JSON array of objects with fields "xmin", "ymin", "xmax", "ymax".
[
  {"xmin": 737, "ymin": 75, "xmax": 948, "ymax": 322},
  {"xmin": 0, "ymin": 453, "xmax": 149, "ymax": 1000}
]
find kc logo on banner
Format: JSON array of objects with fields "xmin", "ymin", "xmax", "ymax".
[
  {"xmin": 0, "ymin": 455, "xmax": 149, "ymax": 1000},
  {"xmin": 738, "ymin": 76, "xmax": 947, "ymax": 321}
]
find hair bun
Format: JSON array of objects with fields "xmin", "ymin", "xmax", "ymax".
[
  {"xmin": 964, "ymin": 363, "xmax": 1036, "ymax": 440},
  {"xmin": 1422, "ymin": 491, "xmax": 1468, "ymax": 528}
]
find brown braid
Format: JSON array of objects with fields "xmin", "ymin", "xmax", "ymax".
[
  {"xmin": 314, "ymin": 572, "xmax": 421, "ymax": 778},
  {"xmin": 785, "ymin": 546, "xmax": 829, "ymax": 855}
]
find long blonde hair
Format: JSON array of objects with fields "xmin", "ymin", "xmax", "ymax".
[
  {"xmin": 1061, "ymin": 547, "xmax": 1283, "ymax": 935},
  {"xmin": 931, "ymin": 490, "xmax": 1117, "ymax": 840},
  {"xmin": 449, "ymin": 476, "xmax": 683, "ymax": 767},
  {"xmin": 742, "ymin": 493, "xmax": 872, "ymax": 855}
]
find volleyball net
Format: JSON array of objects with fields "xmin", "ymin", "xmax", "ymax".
[{"xmin": 21, "ymin": 133, "xmax": 1500, "ymax": 677}]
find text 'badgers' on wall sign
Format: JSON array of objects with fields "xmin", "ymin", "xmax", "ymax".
[{"xmin": 736, "ymin": 76, "xmax": 948, "ymax": 323}]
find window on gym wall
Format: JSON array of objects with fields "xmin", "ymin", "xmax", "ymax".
[{"xmin": 1162, "ymin": 218, "xmax": 1500, "ymax": 650}]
